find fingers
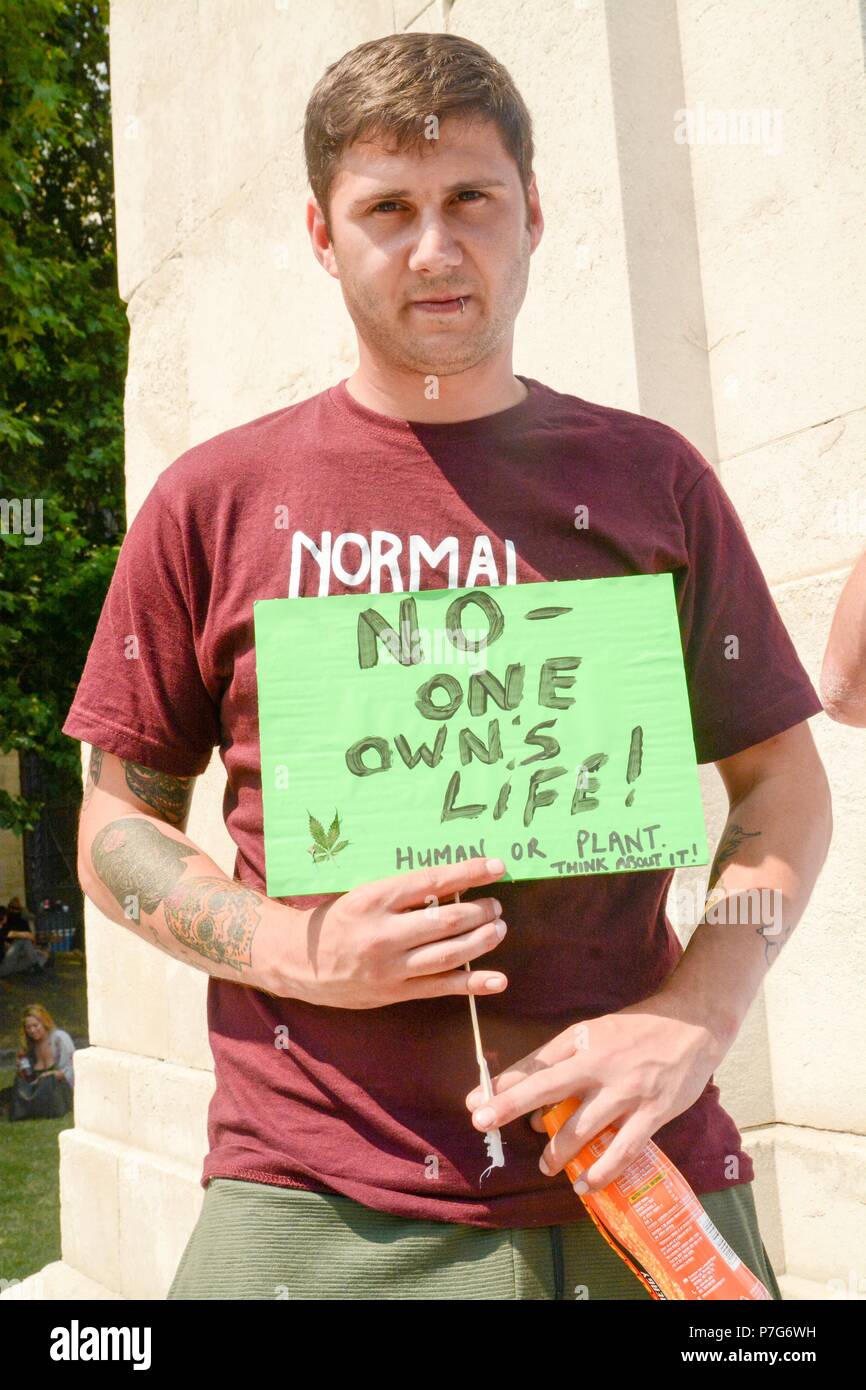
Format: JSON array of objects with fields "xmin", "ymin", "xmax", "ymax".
[
  {"xmin": 402, "ymin": 912, "xmax": 507, "ymax": 978},
  {"xmin": 397, "ymin": 894, "xmax": 504, "ymax": 951},
  {"xmin": 467, "ymin": 1057, "xmax": 587, "ymax": 1130},
  {"xmin": 571, "ymin": 1111, "xmax": 653, "ymax": 1191},
  {"xmin": 537, "ymin": 1092, "xmax": 627, "ymax": 1179},
  {"xmin": 464, "ymin": 1024, "xmax": 589, "ymax": 1110},
  {"xmin": 539, "ymin": 1084, "xmax": 606, "ymax": 1173},
  {"xmin": 401, "ymin": 967, "xmax": 509, "ymax": 1001},
  {"xmin": 366, "ymin": 855, "xmax": 505, "ymax": 914}
]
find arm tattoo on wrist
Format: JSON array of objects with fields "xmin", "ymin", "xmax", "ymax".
[
  {"xmin": 122, "ymin": 761, "xmax": 195, "ymax": 827},
  {"xmin": 91, "ymin": 817, "xmax": 196, "ymax": 922}
]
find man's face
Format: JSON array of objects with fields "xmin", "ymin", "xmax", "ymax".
[{"xmin": 309, "ymin": 116, "xmax": 543, "ymax": 379}]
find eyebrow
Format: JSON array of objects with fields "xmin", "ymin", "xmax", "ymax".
[{"xmin": 347, "ymin": 179, "xmax": 510, "ymax": 213}]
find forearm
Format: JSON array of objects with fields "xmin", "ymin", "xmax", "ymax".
[
  {"xmin": 660, "ymin": 770, "xmax": 832, "ymax": 1050},
  {"xmin": 78, "ymin": 811, "xmax": 309, "ymax": 996}
]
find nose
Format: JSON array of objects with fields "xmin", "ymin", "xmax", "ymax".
[{"xmin": 407, "ymin": 214, "xmax": 463, "ymax": 276}]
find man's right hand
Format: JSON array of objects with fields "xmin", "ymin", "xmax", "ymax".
[{"xmin": 276, "ymin": 856, "xmax": 509, "ymax": 1009}]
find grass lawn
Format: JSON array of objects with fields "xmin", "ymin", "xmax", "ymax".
[{"xmin": 0, "ymin": 953, "xmax": 87, "ymax": 1287}]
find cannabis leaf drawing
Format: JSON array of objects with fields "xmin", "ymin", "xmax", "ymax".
[{"xmin": 307, "ymin": 809, "xmax": 349, "ymax": 863}]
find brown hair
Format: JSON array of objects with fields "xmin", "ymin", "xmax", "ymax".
[{"xmin": 304, "ymin": 32, "xmax": 534, "ymax": 237}]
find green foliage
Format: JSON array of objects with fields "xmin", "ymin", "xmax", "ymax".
[
  {"xmin": 0, "ymin": 0, "xmax": 127, "ymax": 830},
  {"xmin": 0, "ymin": 786, "xmax": 44, "ymax": 833}
]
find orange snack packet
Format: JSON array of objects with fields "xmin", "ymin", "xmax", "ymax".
[{"xmin": 542, "ymin": 1096, "xmax": 772, "ymax": 1300}]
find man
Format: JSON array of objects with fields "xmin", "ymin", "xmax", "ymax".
[{"xmin": 64, "ymin": 32, "xmax": 831, "ymax": 1300}]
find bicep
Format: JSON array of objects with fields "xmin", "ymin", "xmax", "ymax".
[{"xmin": 79, "ymin": 747, "xmax": 197, "ymax": 850}]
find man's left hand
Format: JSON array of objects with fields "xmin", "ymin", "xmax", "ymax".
[{"xmin": 464, "ymin": 997, "xmax": 730, "ymax": 1192}]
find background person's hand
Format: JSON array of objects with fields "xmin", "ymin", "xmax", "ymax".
[{"xmin": 287, "ymin": 856, "xmax": 510, "ymax": 1008}]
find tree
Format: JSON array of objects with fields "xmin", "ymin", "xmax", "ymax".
[{"xmin": 0, "ymin": 0, "xmax": 127, "ymax": 832}]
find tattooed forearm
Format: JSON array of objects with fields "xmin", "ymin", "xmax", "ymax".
[
  {"xmin": 122, "ymin": 761, "xmax": 195, "ymax": 827},
  {"xmin": 87, "ymin": 815, "xmax": 264, "ymax": 974},
  {"xmin": 757, "ymin": 919, "xmax": 793, "ymax": 966},
  {"xmin": 705, "ymin": 821, "xmax": 763, "ymax": 896},
  {"xmin": 82, "ymin": 747, "xmax": 104, "ymax": 809},
  {"xmin": 703, "ymin": 819, "xmax": 791, "ymax": 966},
  {"xmin": 162, "ymin": 878, "xmax": 261, "ymax": 972},
  {"xmin": 91, "ymin": 817, "xmax": 196, "ymax": 922}
]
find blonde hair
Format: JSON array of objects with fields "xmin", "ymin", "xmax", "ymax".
[
  {"xmin": 304, "ymin": 32, "xmax": 534, "ymax": 238},
  {"xmin": 19, "ymin": 1003, "xmax": 57, "ymax": 1053}
]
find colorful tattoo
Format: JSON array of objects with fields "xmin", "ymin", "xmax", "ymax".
[
  {"xmin": 122, "ymin": 761, "xmax": 195, "ymax": 827},
  {"xmin": 88, "ymin": 816, "xmax": 261, "ymax": 972},
  {"xmin": 162, "ymin": 878, "xmax": 260, "ymax": 972}
]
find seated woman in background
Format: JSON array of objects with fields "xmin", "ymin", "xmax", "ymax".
[
  {"xmin": 0, "ymin": 899, "xmax": 52, "ymax": 978},
  {"xmin": 8, "ymin": 1004, "xmax": 75, "ymax": 1121}
]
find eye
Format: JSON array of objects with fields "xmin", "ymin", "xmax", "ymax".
[{"xmin": 370, "ymin": 191, "xmax": 487, "ymax": 214}]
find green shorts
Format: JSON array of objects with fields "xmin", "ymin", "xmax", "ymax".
[{"xmin": 167, "ymin": 1178, "xmax": 782, "ymax": 1301}]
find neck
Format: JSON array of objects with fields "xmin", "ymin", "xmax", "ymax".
[{"xmin": 345, "ymin": 350, "xmax": 526, "ymax": 424}]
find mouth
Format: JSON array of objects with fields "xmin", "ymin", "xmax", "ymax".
[{"xmin": 410, "ymin": 295, "xmax": 472, "ymax": 315}]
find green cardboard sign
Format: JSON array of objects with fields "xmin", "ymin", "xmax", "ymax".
[{"xmin": 254, "ymin": 574, "xmax": 709, "ymax": 895}]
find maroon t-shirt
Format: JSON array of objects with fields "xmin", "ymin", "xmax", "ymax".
[{"xmin": 62, "ymin": 375, "xmax": 823, "ymax": 1227}]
